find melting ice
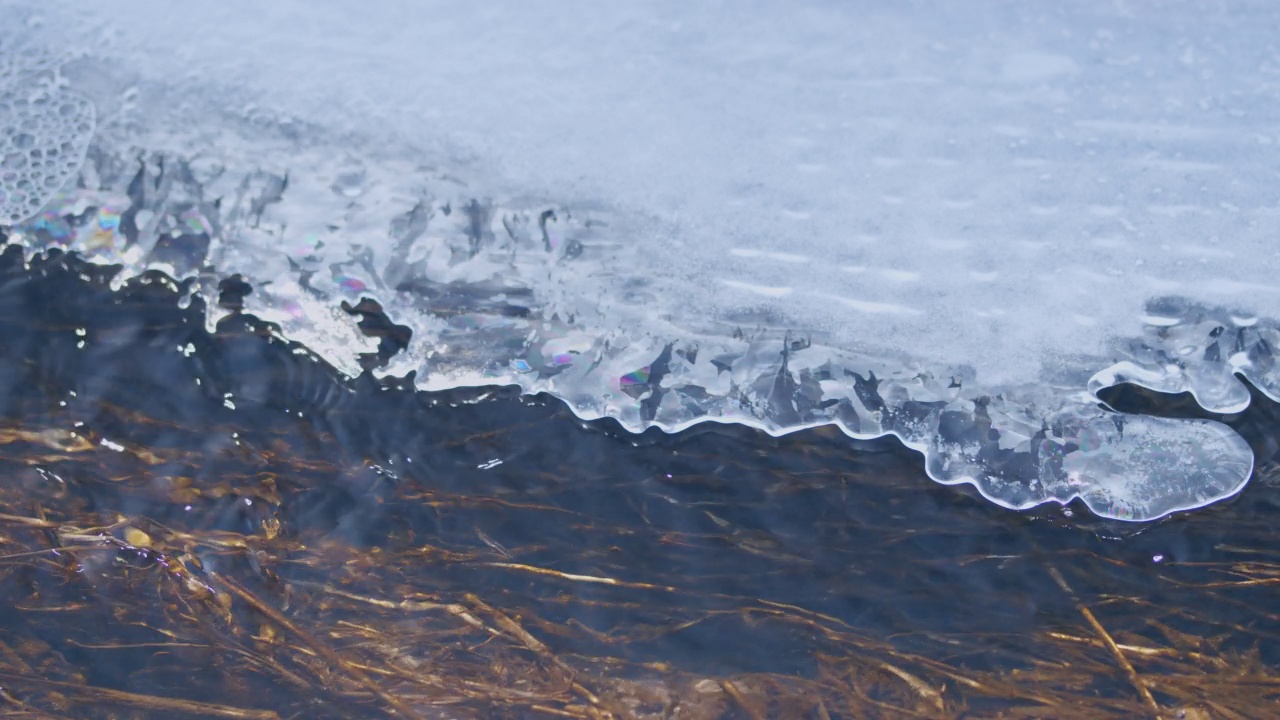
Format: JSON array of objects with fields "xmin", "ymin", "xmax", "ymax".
[{"xmin": 3, "ymin": 0, "xmax": 1279, "ymax": 520}]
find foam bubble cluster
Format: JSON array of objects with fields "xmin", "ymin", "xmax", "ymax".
[
  {"xmin": 0, "ymin": 84, "xmax": 95, "ymax": 224},
  {"xmin": 0, "ymin": 38, "xmax": 96, "ymax": 225}
]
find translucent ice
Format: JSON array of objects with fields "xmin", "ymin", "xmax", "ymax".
[{"xmin": 3, "ymin": 1, "xmax": 1276, "ymax": 520}]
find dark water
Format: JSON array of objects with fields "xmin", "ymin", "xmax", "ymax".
[{"xmin": 0, "ymin": 242, "xmax": 1277, "ymax": 718}]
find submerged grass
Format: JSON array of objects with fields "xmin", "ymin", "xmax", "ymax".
[
  {"xmin": 0, "ymin": 417, "xmax": 1276, "ymax": 719},
  {"xmin": 0, "ymin": 246, "xmax": 1276, "ymax": 718}
]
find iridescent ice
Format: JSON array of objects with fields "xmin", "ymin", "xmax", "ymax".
[{"xmin": 3, "ymin": 1, "xmax": 1279, "ymax": 520}]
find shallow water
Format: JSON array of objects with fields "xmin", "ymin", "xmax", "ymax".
[{"xmin": 0, "ymin": 244, "xmax": 1277, "ymax": 718}]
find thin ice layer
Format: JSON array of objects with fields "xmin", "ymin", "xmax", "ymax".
[
  {"xmin": 4, "ymin": 129, "xmax": 1256, "ymax": 521},
  {"xmin": 1, "ymin": 1, "xmax": 1273, "ymax": 520},
  {"xmin": 1090, "ymin": 298, "xmax": 1280, "ymax": 414}
]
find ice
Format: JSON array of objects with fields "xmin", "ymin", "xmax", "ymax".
[
  {"xmin": 3, "ymin": 0, "xmax": 1277, "ymax": 520},
  {"xmin": 0, "ymin": 35, "xmax": 95, "ymax": 224}
]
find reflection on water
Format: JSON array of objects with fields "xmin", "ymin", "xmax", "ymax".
[{"xmin": 0, "ymin": 245, "xmax": 1277, "ymax": 718}]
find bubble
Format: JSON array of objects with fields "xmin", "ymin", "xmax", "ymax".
[
  {"xmin": 336, "ymin": 275, "xmax": 366, "ymax": 293},
  {"xmin": 0, "ymin": 80, "xmax": 95, "ymax": 225}
]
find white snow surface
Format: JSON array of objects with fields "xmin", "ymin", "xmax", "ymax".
[{"xmin": 25, "ymin": 0, "xmax": 1280, "ymax": 380}]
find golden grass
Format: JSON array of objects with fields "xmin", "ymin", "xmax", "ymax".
[{"xmin": 0, "ymin": 415, "xmax": 1276, "ymax": 719}]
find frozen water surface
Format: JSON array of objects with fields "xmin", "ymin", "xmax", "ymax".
[
  {"xmin": 3, "ymin": 0, "xmax": 1279, "ymax": 519},
  {"xmin": 0, "ymin": 34, "xmax": 95, "ymax": 223}
]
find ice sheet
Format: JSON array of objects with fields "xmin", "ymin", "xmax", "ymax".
[{"xmin": 3, "ymin": 0, "xmax": 1277, "ymax": 520}]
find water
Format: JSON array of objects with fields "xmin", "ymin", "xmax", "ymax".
[
  {"xmin": 2, "ymin": 4, "xmax": 1280, "ymax": 715},
  {"xmin": 0, "ymin": 241, "xmax": 1277, "ymax": 717}
]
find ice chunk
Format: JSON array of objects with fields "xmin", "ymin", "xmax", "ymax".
[
  {"xmin": 926, "ymin": 390, "xmax": 1252, "ymax": 521},
  {"xmin": 1091, "ymin": 298, "xmax": 1280, "ymax": 414}
]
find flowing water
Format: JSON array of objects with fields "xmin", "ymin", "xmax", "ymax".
[{"xmin": 0, "ymin": 238, "xmax": 1277, "ymax": 718}]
